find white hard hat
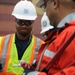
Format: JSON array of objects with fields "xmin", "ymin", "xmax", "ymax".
[
  {"xmin": 40, "ymin": 12, "xmax": 54, "ymax": 34},
  {"xmin": 12, "ymin": 0, "xmax": 37, "ymax": 20},
  {"xmin": 36, "ymin": 0, "xmax": 44, "ymax": 7}
]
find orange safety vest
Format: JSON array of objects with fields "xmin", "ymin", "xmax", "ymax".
[
  {"xmin": 0, "ymin": 34, "xmax": 44, "ymax": 75},
  {"xmin": 35, "ymin": 21, "xmax": 75, "ymax": 75}
]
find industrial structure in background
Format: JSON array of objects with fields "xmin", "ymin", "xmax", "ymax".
[{"xmin": 0, "ymin": 0, "xmax": 44, "ymax": 40}]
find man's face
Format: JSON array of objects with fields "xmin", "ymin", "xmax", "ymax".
[
  {"xmin": 15, "ymin": 18, "xmax": 34, "ymax": 36},
  {"xmin": 46, "ymin": 0, "xmax": 54, "ymax": 25},
  {"xmin": 41, "ymin": 0, "xmax": 57, "ymax": 27}
]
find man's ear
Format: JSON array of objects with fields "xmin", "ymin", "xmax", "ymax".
[{"xmin": 52, "ymin": 0, "xmax": 59, "ymax": 9}]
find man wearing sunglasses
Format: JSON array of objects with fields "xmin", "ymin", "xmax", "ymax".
[
  {"xmin": 22, "ymin": 0, "xmax": 75, "ymax": 75},
  {"xmin": 0, "ymin": 0, "xmax": 44, "ymax": 75}
]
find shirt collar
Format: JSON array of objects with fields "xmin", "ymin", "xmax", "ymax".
[
  {"xmin": 57, "ymin": 12, "xmax": 75, "ymax": 28},
  {"xmin": 15, "ymin": 33, "xmax": 32, "ymax": 43}
]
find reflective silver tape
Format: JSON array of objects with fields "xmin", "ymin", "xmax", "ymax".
[
  {"xmin": 32, "ymin": 38, "xmax": 41, "ymax": 65},
  {"xmin": 0, "ymin": 35, "xmax": 10, "ymax": 71},
  {"xmin": 35, "ymin": 38, "xmax": 40, "ymax": 51},
  {"xmin": 26, "ymin": 71, "xmax": 39, "ymax": 75},
  {"xmin": 44, "ymin": 49, "xmax": 55, "ymax": 58},
  {"xmin": 34, "ymin": 38, "xmax": 41, "ymax": 59}
]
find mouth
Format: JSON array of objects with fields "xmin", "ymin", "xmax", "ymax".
[
  {"xmin": 21, "ymin": 29, "xmax": 28, "ymax": 32},
  {"xmin": 20, "ymin": 28, "xmax": 28, "ymax": 32}
]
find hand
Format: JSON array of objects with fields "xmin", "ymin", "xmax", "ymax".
[
  {"xmin": 21, "ymin": 62, "xmax": 31, "ymax": 69},
  {"xmin": 21, "ymin": 62, "xmax": 34, "ymax": 75}
]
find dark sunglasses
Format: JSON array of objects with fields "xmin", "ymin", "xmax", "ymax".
[
  {"xmin": 15, "ymin": 19, "xmax": 34, "ymax": 26},
  {"xmin": 40, "ymin": 0, "xmax": 49, "ymax": 10}
]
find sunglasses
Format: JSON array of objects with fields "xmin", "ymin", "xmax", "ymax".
[
  {"xmin": 40, "ymin": 0, "xmax": 49, "ymax": 11},
  {"xmin": 15, "ymin": 19, "xmax": 34, "ymax": 26}
]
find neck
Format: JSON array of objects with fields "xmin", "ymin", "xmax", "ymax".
[{"xmin": 16, "ymin": 33, "xmax": 31, "ymax": 40}]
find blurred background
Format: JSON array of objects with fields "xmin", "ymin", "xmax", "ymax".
[{"xmin": 0, "ymin": 0, "xmax": 44, "ymax": 40}]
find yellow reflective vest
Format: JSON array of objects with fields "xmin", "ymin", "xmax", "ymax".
[{"xmin": 0, "ymin": 34, "xmax": 44, "ymax": 75}]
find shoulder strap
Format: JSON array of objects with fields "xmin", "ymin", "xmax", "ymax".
[
  {"xmin": 33, "ymin": 36, "xmax": 42, "ymax": 59},
  {"xmin": 32, "ymin": 36, "xmax": 42, "ymax": 65},
  {"xmin": 0, "ymin": 35, "xmax": 11, "ymax": 71},
  {"xmin": 35, "ymin": 37, "xmax": 41, "ymax": 51}
]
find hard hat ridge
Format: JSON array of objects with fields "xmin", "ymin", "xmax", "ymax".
[{"xmin": 12, "ymin": 0, "xmax": 37, "ymax": 20}]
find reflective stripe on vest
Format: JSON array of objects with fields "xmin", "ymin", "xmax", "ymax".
[
  {"xmin": 44, "ymin": 49, "xmax": 55, "ymax": 58},
  {"xmin": 0, "ymin": 35, "xmax": 10, "ymax": 71},
  {"xmin": 31, "ymin": 37, "xmax": 42, "ymax": 65},
  {"xmin": 34, "ymin": 38, "xmax": 41, "ymax": 59},
  {"xmin": 26, "ymin": 71, "xmax": 46, "ymax": 75},
  {"xmin": 23, "ymin": 71, "xmax": 39, "ymax": 75}
]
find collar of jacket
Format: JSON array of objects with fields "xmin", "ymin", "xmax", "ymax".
[
  {"xmin": 45, "ymin": 21, "xmax": 75, "ymax": 44},
  {"xmin": 15, "ymin": 33, "xmax": 32, "ymax": 44},
  {"xmin": 57, "ymin": 12, "xmax": 75, "ymax": 28}
]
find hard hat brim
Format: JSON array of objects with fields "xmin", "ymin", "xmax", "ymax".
[
  {"xmin": 36, "ymin": 0, "xmax": 44, "ymax": 7},
  {"xmin": 12, "ymin": 14, "xmax": 37, "ymax": 20},
  {"xmin": 40, "ymin": 26, "xmax": 54, "ymax": 34}
]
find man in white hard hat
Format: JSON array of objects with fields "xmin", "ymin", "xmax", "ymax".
[
  {"xmin": 40, "ymin": 12, "xmax": 54, "ymax": 38},
  {"xmin": 22, "ymin": 0, "xmax": 75, "ymax": 75},
  {"xmin": 0, "ymin": 0, "xmax": 44, "ymax": 75}
]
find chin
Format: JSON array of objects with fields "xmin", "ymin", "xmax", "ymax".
[{"xmin": 20, "ymin": 33, "xmax": 28, "ymax": 36}]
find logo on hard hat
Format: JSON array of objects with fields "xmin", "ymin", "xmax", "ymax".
[
  {"xmin": 24, "ymin": 9, "xmax": 29, "ymax": 14},
  {"xmin": 42, "ymin": 20, "xmax": 47, "ymax": 27}
]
